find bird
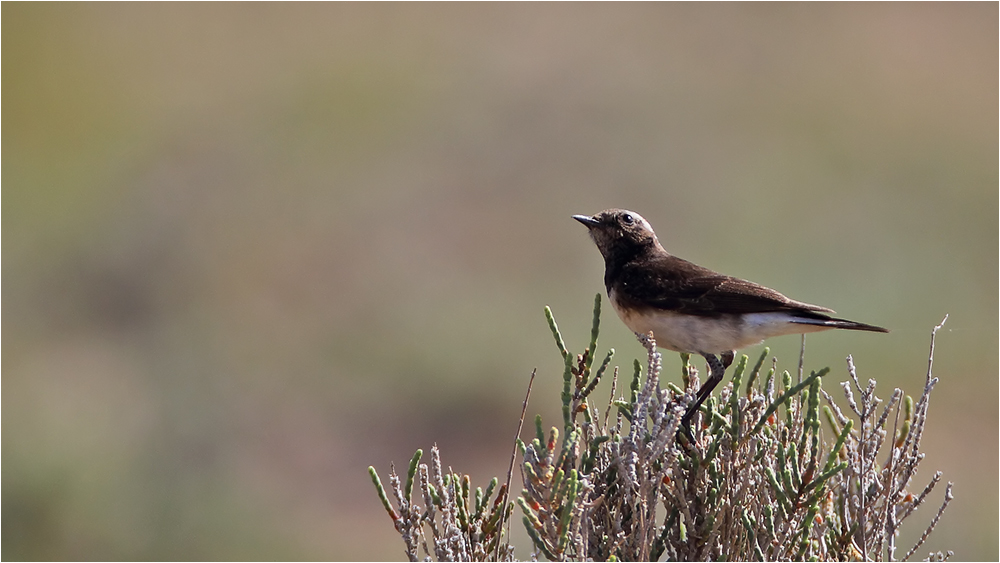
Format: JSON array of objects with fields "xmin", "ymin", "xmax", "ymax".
[{"xmin": 573, "ymin": 208, "xmax": 887, "ymax": 441}]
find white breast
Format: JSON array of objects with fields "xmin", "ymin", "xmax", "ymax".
[{"xmin": 609, "ymin": 290, "xmax": 831, "ymax": 354}]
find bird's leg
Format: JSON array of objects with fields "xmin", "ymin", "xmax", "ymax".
[
  {"xmin": 720, "ymin": 350, "xmax": 735, "ymax": 370},
  {"xmin": 679, "ymin": 350, "xmax": 736, "ymax": 442}
]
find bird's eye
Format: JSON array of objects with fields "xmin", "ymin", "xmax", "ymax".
[{"xmin": 621, "ymin": 214, "xmax": 634, "ymax": 225}]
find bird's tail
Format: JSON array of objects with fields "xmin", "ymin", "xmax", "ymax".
[{"xmin": 790, "ymin": 316, "xmax": 889, "ymax": 333}]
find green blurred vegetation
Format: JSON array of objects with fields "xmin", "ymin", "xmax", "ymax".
[{"xmin": 3, "ymin": 3, "xmax": 996, "ymax": 560}]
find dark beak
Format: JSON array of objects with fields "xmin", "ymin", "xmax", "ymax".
[{"xmin": 572, "ymin": 214, "xmax": 600, "ymax": 228}]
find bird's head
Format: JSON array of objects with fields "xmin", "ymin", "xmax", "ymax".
[{"xmin": 572, "ymin": 209, "xmax": 662, "ymax": 261}]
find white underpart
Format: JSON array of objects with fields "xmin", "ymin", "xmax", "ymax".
[{"xmin": 610, "ymin": 296, "xmax": 831, "ymax": 354}]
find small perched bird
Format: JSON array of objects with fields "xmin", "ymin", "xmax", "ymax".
[{"xmin": 573, "ymin": 208, "xmax": 887, "ymax": 440}]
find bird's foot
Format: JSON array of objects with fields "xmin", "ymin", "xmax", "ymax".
[{"xmin": 676, "ymin": 350, "xmax": 735, "ymax": 446}]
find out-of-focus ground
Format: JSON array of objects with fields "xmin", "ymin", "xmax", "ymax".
[{"xmin": 3, "ymin": 4, "xmax": 996, "ymax": 560}]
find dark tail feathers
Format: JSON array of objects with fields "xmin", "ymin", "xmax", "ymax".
[{"xmin": 790, "ymin": 316, "xmax": 888, "ymax": 333}]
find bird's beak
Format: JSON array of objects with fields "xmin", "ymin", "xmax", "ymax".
[{"xmin": 572, "ymin": 214, "xmax": 600, "ymax": 228}]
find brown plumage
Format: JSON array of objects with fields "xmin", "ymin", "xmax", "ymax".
[{"xmin": 573, "ymin": 208, "xmax": 887, "ymax": 441}]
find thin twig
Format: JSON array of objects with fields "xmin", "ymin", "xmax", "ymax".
[
  {"xmin": 927, "ymin": 315, "xmax": 948, "ymax": 386},
  {"xmin": 798, "ymin": 334, "xmax": 806, "ymax": 385},
  {"xmin": 902, "ymin": 482, "xmax": 953, "ymax": 561},
  {"xmin": 498, "ymin": 367, "xmax": 536, "ymax": 561}
]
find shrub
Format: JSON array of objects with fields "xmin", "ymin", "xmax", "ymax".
[{"xmin": 369, "ymin": 295, "xmax": 952, "ymax": 561}]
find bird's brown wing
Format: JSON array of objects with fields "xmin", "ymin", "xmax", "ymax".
[{"xmin": 613, "ymin": 255, "xmax": 834, "ymax": 317}]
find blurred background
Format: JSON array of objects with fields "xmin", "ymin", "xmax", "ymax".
[{"xmin": 3, "ymin": 3, "xmax": 996, "ymax": 560}]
